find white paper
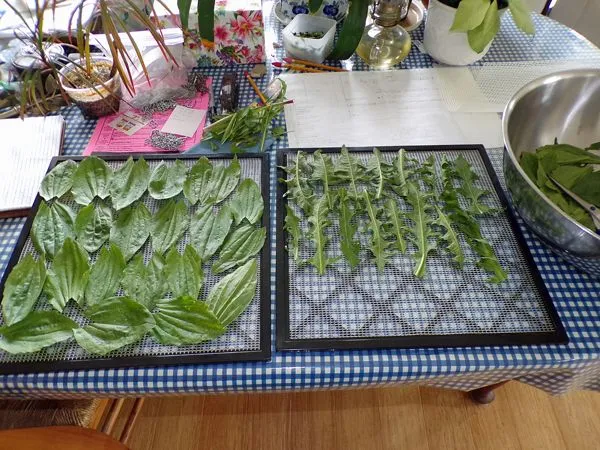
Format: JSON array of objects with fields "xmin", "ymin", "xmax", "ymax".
[
  {"xmin": 161, "ymin": 105, "xmax": 206, "ymax": 137},
  {"xmin": 0, "ymin": 116, "xmax": 64, "ymax": 212},
  {"xmin": 281, "ymin": 70, "xmax": 504, "ymax": 150},
  {"xmin": 108, "ymin": 111, "xmax": 150, "ymax": 136}
]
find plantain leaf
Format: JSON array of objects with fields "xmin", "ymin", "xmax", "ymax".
[
  {"xmin": 206, "ymin": 157, "xmax": 241, "ymax": 205},
  {"xmin": 148, "ymin": 160, "xmax": 188, "ymax": 200},
  {"xmin": 467, "ymin": 0, "xmax": 500, "ymax": 53},
  {"xmin": 74, "ymin": 201, "xmax": 112, "ymax": 253},
  {"xmin": 165, "ymin": 245, "xmax": 204, "ymax": 299},
  {"xmin": 44, "ymin": 238, "xmax": 90, "ymax": 312},
  {"xmin": 212, "ymin": 224, "xmax": 266, "ymax": 274},
  {"xmin": 335, "ymin": 146, "xmax": 366, "ymax": 200},
  {"xmin": 329, "ymin": 0, "xmax": 370, "ymax": 60},
  {"xmin": 31, "ymin": 201, "xmax": 75, "ymax": 259},
  {"xmin": 450, "ymin": 0, "xmax": 489, "ymax": 32},
  {"xmin": 73, "ymin": 297, "xmax": 155, "ymax": 355},
  {"xmin": 284, "ymin": 204, "xmax": 302, "ymax": 263},
  {"xmin": 150, "ymin": 199, "xmax": 189, "ymax": 255},
  {"xmin": 405, "ymin": 185, "xmax": 436, "ymax": 278},
  {"xmin": 183, "ymin": 157, "xmax": 213, "ymax": 205},
  {"xmin": 230, "ymin": 178, "xmax": 264, "ymax": 225},
  {"xmin": 363, "ymin": 191, "xmax": 391, "ymax": 272},
  {"xmin": 109, "ymin": 202, "xmax": 151, "ymax": 261},
  {"xmin": 307, "ymin": 195, "xmax": 338, "ymax": 275},
  {"xmin": 206, "ymin": 259, "xmax": 257, "ymax": 327},
  {"xmin": 121, "ymin": 253, "xmax": 167, "ymax": 310},
  {"xmin": 109, "ymin": 157, "xmax": 150, "ymax": 210},
  {"xmin": 384, "ymin": 198, "xmax": 407, "ymax": 254},
  {"xmin": 338, "ymin": 189, "xmax": 360, "ymax": 268},
  {"xmin": 282, "ymin": 152, "xmax": 315, "ymax": 214},
  {"xmin": 1, "ymin": 255, "xmax": 46, "ymax": 326},
  {"xmin": 85, "ymin": 244, "xmax": 126, "ymax": 308},
  {"xmin": 190, "ymin": 205, "xmax": 232, "ymax": 261},
  {"xmin": 71, "ymin": 156, "xmax": 112, "ymax": 205},
  {"xmin": 152, "ymin": 296, "xmax": 225, "ymax": 346},
  {"xmin": 39, "ymin": 160, "xmax": 77, "ymax": 201},
  {"xmin": 0, "ymin": 311, "xmax": 77, "ymax": 354}
]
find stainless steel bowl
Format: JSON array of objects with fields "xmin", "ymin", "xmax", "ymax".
[{"xmin": 503, "ymin": 69, "xmax": 600, "ymax": 278}]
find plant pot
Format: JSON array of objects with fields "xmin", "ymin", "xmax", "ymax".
[
  {"xmin": 58, "ymin": 56, "xmax": 121, "ymax": 119},
  {"xmin": 423, "ymin": 0, "xmax": 506, "ymax": 66},
  {"xmin": 279, "ymin": 0, "xmax": 349, "ymax": 23},
  {"xmin": 282, "ymin": 14, "xmax": 337, "ymax": 63}
]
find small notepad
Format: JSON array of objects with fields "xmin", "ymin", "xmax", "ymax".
[{"xmin": 161, "ymin": 106, "xmax": 206, "ymax": 137}]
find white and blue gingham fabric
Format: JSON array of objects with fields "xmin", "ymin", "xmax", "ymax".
[{"xmin": 1, "ymin": 9, "xmax": 600, "ymax": 398}]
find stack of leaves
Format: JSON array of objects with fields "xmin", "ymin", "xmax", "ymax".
[
  {"xmin": 0, "ymin": 155, "xmax": 266, "ymax": 356},
  {"xmin": 282, "ymin": 148, "xmax": 506, "ymax": 283},
  {"xmin": 519, "ymin": 142, "xmax": 600, "ymax": 230}
]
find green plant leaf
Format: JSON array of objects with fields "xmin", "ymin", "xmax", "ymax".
[
  {"xmin": 338, "ymin": 189, "xmax": 360, "ymax": 268},
  {"xmin": 183, "ymin": 157, "xmax": 213, "ymax": 205},
  {"xmin": 363, "ymin": 191, "xmax": 391, "ymax": 272},
  {"xmin": 384, "ymin": 198, "xmax": 407, "ymax": 254},
  {"xmin": 73, "ymin": 297, "xmax": 155, "ymax": 355},
  {"xmin": 519, "ymin": 152, "xmax": 539, "ymax": 182},
  {"xmin": 109, "ymin": 202, "xmax": 151, "ymax": 261},
  {"xmin": 536, "ymin": 144, "xmax": 600, "ymax": 165},
  {"xmin": 74, "ymin": 201, "xmax": 112, "ymax": 253},
  {"xmin": 551, "ymin": 165, "xmax": 593, "ymax": 190},
  {"xmin": 207, "ymin": 157, "xmax": 241, "ymax": 205},
  {"xmin": 230, "ymin": 178, "xmax": 264, "ymax": 225},
  {"xmin": 190, "ymin": 205, "xmax": 232, "ymax": 261},
  {"xmin": 454, "ymin": 155, "xmax": 497, "ymax": 216},
  {"xmin": 366, "ymin": 148, "xmax": 388, "ymax": 200},
  {"xmin": 44, "ymin": 238, "xmax": 90, "ymax": 312},
  {"xmin": 213, "ymin": 224, "xmax": 266, "ymax": 274},
  {"xmin": 39, "ymin": 160, "xmax": 77, "ymax": 201},
  {"xmin": 450, "ymin": 0, "xmax": 489, "ymax": 32},
  {"xmin": 152, "ymin": 296, "xmax": 226, "ymax": 345},
  {"xmin": 165, "ymin": 245, "xmax": 204, "ymax": 299},
  {"xmin": 467, "ymin": 0, "xmax": 500, "ymax": 53},
  {"xmin": 311, "ymin": 150, "xmax": 338, "ymax": 208},
  {"xmin": 1, "ymin": 255, "xmax": 46, "ymax": 326},
  {"xmin": 309, "ymin": 0, "xmax": 324, "ymax": 13},
  {"xmin": 148, "ymin": 160, "xmax": 188, "ymax": 200},
  {"xmin": 587, "ymin": 142, "xmax": 600, "ymax": 150},
  {"xmin": 335, "ymin": 146, "xmax": 366, "ymax": 199},
  {"xmin": 206, "ymin": 260, "xmax": 257, "ymax": 327},
  {"xmin": 284, "ymin": 204, "xmax": 302, "ymax": 263},
  {"xmin": 406, "ymin": 185, "xmax": 436, "ymax": 278},
  {"xmin": 571, "ymin": 171, "xmax": 600, "ymax": 207},
  {"xmin": 282, "ymin": 152, "xmax": 315, "ymax": 214},
  {"xmin": 389, "ymin": 149, "xmax": 415, "ymax": 197},
  {"xmin": 121, "ymin": 253, "xmax": 167, "ymax": 310},
  {"xmin": 109, "ymin": 157, "xmax": 150, "ymax": 210},
  {"xmin": 150, "ymin": 199, "xmax": 189, "ymax": 255},
  {"xmin": 307, "ymin": 195, "xmax": 337, "ymax": 275},
  {"xmin": 0, "ymin": 311, "xmax": 77, "ymax": 354},
  {"xmin": 71, "ymin": 156, "xmax": 112, "ymax": 205},
  {"xmin": 434, "ymin": 205, "xmax": 464, "ymax": 267},
  {"xmin": 329, "ymin": 0, "xmax": 370, "ymax": 60},
  {"xmin": 177, "ymin": 0, "xmax": 192, "ymax": 30},
  {"xmin": 31, "ymin": 201, "xmax": 75, "ymax": 259},
  {"xmin": 85, "ymin": 244, "xmax": 126, "ymax": 308},
  {"xmin": 197, "ymin": 0, "xmax": 215, "ymax": 41},
  {"xmin": 509, "ymin": 0, "xmax": 534, "ymax": 35}
]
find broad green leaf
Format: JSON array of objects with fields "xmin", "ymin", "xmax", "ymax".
[
  {"xmin": 571, "ymin": 172, "xmax": 600, "ymax": 207},
  {"xmin": 148, "ymin": 160, "xmax": 188, "ymax": 200},
  {"xmin": 307, "ymin": 195, "xmax": 338, "ymax": 275},
  {"xmin": 338, "ymin": 189, "xmax": 360, "ymax": 269},
  {"xmin": 44, "ymin": 238, "xmax": 90, "ymax": 311},
  {"xmin": 165, "ymin": 246, "xmax": 204, "ymax": 299},
  {"xmin": 178, "ymin": 0, "xmax": 192, "ymax": 30},
  {"xmin": 31, "ymin": 201, "xmax": 75, "ymax": 259},
  {"xmin": 73, "ymin": 297, "xmax": 155, "ymax": 355},
  {"xmin": 1, "ymin": 255, "xmax": 46, "ymax": 326},
  {"xmin": 311, "ymin": 150, "xmax": 338, "ymax": 208},
  {"xmin": 454, "ymin": 155, "xmax": 496, "ymax": 216},
  {"xmin": 450, "ymin": 0, "xmax": 489, "ymax": 32},
  {"xmin": 109, "ymin": 202, "xmax": 151, "ymax": 261},
  {"xmin": 384, "ymin": 198, "xmax": 407, "ymax": 254},
  {"xmin": 536, "ymin": 144, "xmax": 600, "ymax": 165},
  {"xmin": 207, "ymin": 157, "xmax": 241, "ymax": 205},
  {"xmin": 509, "ymin": 0, "xmax": 534, "ymax": 35},
  {"xmin": 150, "ymin": 199, "xmax": 189, "ymax": 255},
  {"xmin": 363, "ymin": 191, "xmax": 391, "ymax": 273},
  {"xmin": 206, "ymin": 260, "xmax": 257, "ymax": 327},
  {"xmin": 0, "ymin": 311, "xmax": 77, "ymax": 354},
  {"xmin": 152, "ymin": 296, "xmax": 225, "ymax": 346},
  {"xmin": 121, "ymin": 253, "xmax": 167, "ymax": 310},
  {"xmin": 284, "ymin": 204, "xmax": 302, "ymax": 263},
  {"xmin": 197, "ymin": 0, "xmax": 215, "ymax": 41},
  {"xmin": 366, "ymin": 148, "xmax": 388, "ymax": 200},
  {"xmin": 406, "ymin": 185, "xmax": 436, "ymax": 278},
  {"xmin": 212, "ymin": 224, "xmax": 266, "ymax": 274},
  {"xmin": 85, "ymin": 244, "xmax": 126, "ymax": 308},
  {"xmin": 230, "ymin": 178, "xmax": 264, "ymax": 225},
  {"xmin": 335, "ymin": 146, "xmax": 366, "ymax": 199},
  {"xmin": 329, "ymin": 0, "xmax": 370, "ymax": 59},
  {"xmin": 190, "ymin": 205, "xmax": 232, "ymax": 261},
  {"xmin": 109, "ymin": 157, "xmax": 150, "ymax": 210},
  {"xmin": 282, "ymin": 152, "xmax": 315, "ymax": 214},
  {"xmin": 519, "ymin": 152, "xmax": 539, "ymax": 182},
  {"xmin": 434, "ymin": 206, "xmax": 464, "ymax": 267},
  {"xmin": 467, "ymin": 1, "xmax": 501, "ymax": 53},
  {"xmin": 551, "ymin": 165, "xmax": 593, "ymax": 190},
  {"xmin": 74, "ymin": 201, "xmax": 112, "ymax": 253},
  {"xmin": 39, "ymin": 160, "xmax": 77, "ymax": 201},
  {"xmin": 183, "ymin": 157, "xmax": 213, "ymax": 205},
  {"xmin": 71, "ymin": 156, "xmax": 112, "ymax": 204}
]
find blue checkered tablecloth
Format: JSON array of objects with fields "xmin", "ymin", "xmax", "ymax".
[{"xmin": 1, "ymin": 6, "xmax": 600, "ymax": 398}]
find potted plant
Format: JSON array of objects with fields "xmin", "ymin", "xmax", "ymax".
[
  {"xmin": 2, "ymin": 0, "xmax": 177, "ymax": 118},
  {"xmin": 423, "ymin": 0, "xmax": 535, "ymax": 65}
]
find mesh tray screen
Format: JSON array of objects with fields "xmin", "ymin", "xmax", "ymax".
[
  {"xmin": 0, "ymin": 157, "xmax": 263, "ymax": 364},
  {"xmin": 284, "ymin": 149, "xmax": 556, "ymax": 341}
]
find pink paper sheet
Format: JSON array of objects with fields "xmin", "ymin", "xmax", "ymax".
[{"xmin": 84, "ymin": 80, "xmax": 211, "ymax": 155}]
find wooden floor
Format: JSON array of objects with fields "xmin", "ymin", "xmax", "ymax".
[{"xmin": 125, "ymin": 382, "xmax": 600, "ymax": 450}]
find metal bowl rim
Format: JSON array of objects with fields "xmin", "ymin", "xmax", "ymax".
[{"xmin": 502, "ymin": 68, "xmax": 600, "ymax": 243}]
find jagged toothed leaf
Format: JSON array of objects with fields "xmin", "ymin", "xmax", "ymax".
[
  {"xmin": 206, "ymin": 157, "xmax": 241, "ymax": 205},
  {"xmin": 284, "ymin": 204, "xmax": 302, "ymax": 263},
  {"xmin": 85, "ymin": 244, "xmax": 125, "ymax": 308},
  {"xmin": 74, "ymin": 201, "xmax": 112, "ymax": 253},
  {"xmin": 434, "ymin": 205, "xmax": 464, "ymax": 267},
  {"xmin": 307, "ymin": 195, "xmax": 337, "ymax": 275},
  {"xmin": 335, "ymin": 146, "xmax": 366, "ymax": 200},
  {"xmin": 338, "ymin": 189, "xmax": 360, "ymax": 268},
  {"xmin": 230, "ymin": 178, "xmax": 263, "ymax": 225},
  {"xmin": 165, "ymin": 245, "xmax": 204, "ymax": 299},
  {"xmin": 311, "ymin": 150, "xmax": 338, "ymax": 208},
  {"xmin": 213, "ymin": 224, "xmax": 266, "ymax": 274},
  {"xmin": 1, "ymin": 255, "xmax": 46, "ymax": 326},
  {"xmin": 121, "ymin": 253, "xmax": 167, "ymax": 310},
  {"xmin": 190, "ymin": 205, "xmax": 232, "ymax": 261},
  {"xmin": 405, "ymin": 185, "xmax": 436, "ymax": 278},
  {"xmin": 109, "ymin": 157, "xmax": 150, "ymax": 210},
  {"xmin": 453, "ymin": 155, "xmax": 496, "ymax": 216},
  {"xmin": 150, "ymin": 199, "xmax": 189, "ymax": 255},
  {"xmin": 363, "ymin": 191, "xmax": 391, "ymax": 272},
  {"xmin": 389, "ymin": 149, "xmax": 415, "ymax": 197},
  {"xmin": 148, "ymin": 160, "xmax": 188, "ymax": 200},
  {"xmin": 39, "ymin": 160, "xmax": 77, "ymax": 201},
  {"xmin": 0, "ymin": 311, "xmax": 77, "ymax": 354},
  {"xmin": 31, "ymin": 200, "xmax": 75, "ymax": 259},
  {"xmin": 366, "ymin": 148, "xmax": 389, "ymax": 200},
  {"xmin": 109, "ymin": 202, "xmax": 151, "ymax": 261},
  {"xmin": 384, "ymin": 198, "xmax": 407, "ymax": 254},
  {"xmin": 282, "ymin": 152, "xmax": 315, "ymax": 214},
  {"xmin": 71, "ymin": 156, "xmax": 112, "ymax": 204},
  {"xmin": 183, "ymin": 157, "xmax": 213, "ymax": 205}
]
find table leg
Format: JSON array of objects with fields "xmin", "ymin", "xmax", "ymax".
[{"xmin": 469, "ymin": 380, "xmax": 511, "ymax": 404}]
